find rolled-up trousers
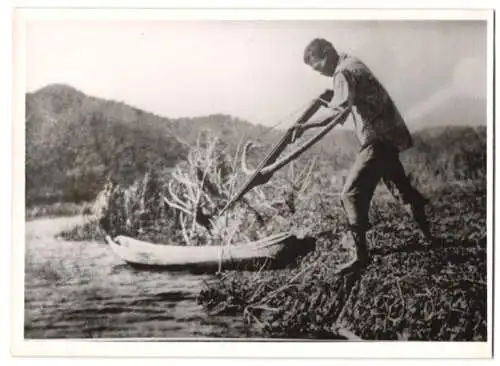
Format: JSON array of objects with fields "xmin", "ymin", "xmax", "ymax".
[{"xmin": 341, "ymin": 140, "xmax": 426, "ymax": 232}]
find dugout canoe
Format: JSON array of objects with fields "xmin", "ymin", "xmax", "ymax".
[{"xmin": 105, "ymin": 233, "xmax": 316, "ymax": 272}]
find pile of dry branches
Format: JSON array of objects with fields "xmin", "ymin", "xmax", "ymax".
[{"xmin": 95, "ymin": 130, "xmax": 319, "ymax": 245}]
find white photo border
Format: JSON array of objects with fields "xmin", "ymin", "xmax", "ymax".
[{"xmin": 10, "ymin": 7, "xmax": 495, "ymax": 359}]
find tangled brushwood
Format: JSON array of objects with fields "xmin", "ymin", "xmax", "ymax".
[{"xmin": 91, "ymin": 130, "xmax": 321, "ymax": 245}]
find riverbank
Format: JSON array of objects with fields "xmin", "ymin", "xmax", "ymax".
[{"xmin": 26, "ymin": 201, "xmax": 94, "ymax": 221}]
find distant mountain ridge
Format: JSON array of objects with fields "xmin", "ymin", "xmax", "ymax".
[
  {"xmin": 25, "ymin": 84, "xmax": 487, "ymax": 205},
  {"xmin": 25, "ymin": 84, "xmax": 279, "ymax": 204}
]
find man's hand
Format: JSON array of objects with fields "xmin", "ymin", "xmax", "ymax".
[
  {"xmin": 319, "ymin": 89, "xmax": 334, "ymax": 105},
  {"xmin": 289, "ymin": 124, "xmax": 304, "ymax": 143},
  {"xmin": 288, "ymin": 89, "xmax": 335, "ymax": 143}
]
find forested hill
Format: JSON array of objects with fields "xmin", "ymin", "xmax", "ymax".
[
  {"xmin": 25, "ymin": 84, "xmax": 274, "ymax": 204},
  {"xmin": 25, "ymin": 84, "xmax": 486, "ymax": 205}
]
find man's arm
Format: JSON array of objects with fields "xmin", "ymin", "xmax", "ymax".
[
  {"xmin": 261, "ymin": 105, "xmax": 351, "ymax": 176},
  {"xmin": 291, "ymin": 72, "xmax": 353, "ymax": 134}
]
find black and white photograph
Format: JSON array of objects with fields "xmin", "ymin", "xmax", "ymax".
[{"xmin": 12, "ymin": 8, "xmax": 493, "ymax": 358}]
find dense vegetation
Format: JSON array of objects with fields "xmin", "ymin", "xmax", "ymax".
[
  {"xmin": 197, "ymin": 182, "xmax": 486, "ymax": 340},
  {"xmin": 27, "ymin": 84, "xmax": 487, "ymax": 340}
]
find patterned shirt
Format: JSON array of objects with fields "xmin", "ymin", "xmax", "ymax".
[{"xmin": 331, "ymin": 53, "xmax": 413, "ymax": 152}]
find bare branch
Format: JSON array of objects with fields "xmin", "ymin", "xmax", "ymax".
[
  {"xmin": 288, "ymin": 160, "xmax": 295, "ymax": 181},
  {"xmin": 161, "ymin": 193, "xmax": 192, "ymax": 217},
  {"xmin": 241, "ymin": 141, "xmax": 257, "ymax": 175},
  {"xmin": 232, "ymin": 139, "xmax": 245, "ymax": 174},
  {"xmin": 173, "ymin": 171, "xmax": 199, "ymax": 203},
  {"xmin": 167, "ymin": 181, "xmax": 191, "ymax": 209},
  {"xmin": 179, "ymin": 212, "xmax": 192, "ymax": 246},
  {"xmin": 298, "ymin": 156, "xmax": 317, "ymax": 193}
]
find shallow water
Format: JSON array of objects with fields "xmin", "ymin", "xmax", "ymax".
[{"xmin": 24, "ymin": 216, "xmax": 250, "ymax": 339}]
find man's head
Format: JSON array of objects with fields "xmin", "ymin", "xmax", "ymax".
[{"xmin": 303, "ymin": 38, "xmax": 339, "ymax": 77}]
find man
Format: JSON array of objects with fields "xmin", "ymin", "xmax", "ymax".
[{"xmin": 294, "ymin": 38, "xmax": 432, "ymax": 272}]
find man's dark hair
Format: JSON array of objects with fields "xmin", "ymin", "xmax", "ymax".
[{"xmin": 303, "ymin": 38, "xmax": 336, "ymax": 65}]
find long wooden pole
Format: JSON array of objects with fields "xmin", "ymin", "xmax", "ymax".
[
  {"xmin": 218, "ymin": 98, "xmax": 323, "ymax": 215},
  {"xmin": 260, "ymin": 107, "xmax": 350, "ymax": 176},
  {"xmin": 219, "ymin": 91, "xmax": 345, "ymax": 215}
]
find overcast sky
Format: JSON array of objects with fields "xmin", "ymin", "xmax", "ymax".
[{"xmin": 26, "ymin": 19, "xmax": 487, "ymax": 127}]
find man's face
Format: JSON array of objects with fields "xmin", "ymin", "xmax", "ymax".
[{"xmin": 308, "ymin": 52, "xmax": 336, "ymax": 77}]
